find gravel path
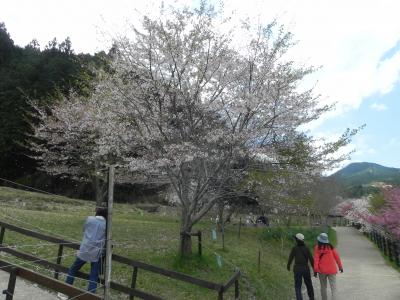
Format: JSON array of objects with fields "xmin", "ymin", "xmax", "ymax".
[
  {"xmin": 309, "ymin": 226, "xmax": 400, "ymax": 300},
  {"xmin": 0, "ymin": 269, "xmax": 58, "ymax": 299}
]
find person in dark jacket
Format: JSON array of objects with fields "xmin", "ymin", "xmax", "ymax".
[{"xmin": 287, "ymin": 233, "xmax": 315, "ymax": 300}]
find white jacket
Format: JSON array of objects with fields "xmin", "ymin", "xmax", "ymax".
[{"xmin": 78, "ymin": 216, "xmax": 106, "ymax": 262}]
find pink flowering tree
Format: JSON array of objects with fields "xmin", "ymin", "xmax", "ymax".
[
  {"xmin": 338, "ymin": 198, "xmax": 372, "ymax": 232},
  {"xmin": 33, "ymin": 6, "xmax": 357, "ymax": 256},
  {"xmin": 369, "ymin": 188, "xmax": 400, "ymax": 239}
]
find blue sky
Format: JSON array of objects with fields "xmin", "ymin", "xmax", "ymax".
[
  {"xmin": 2, "ymin": 0, "xmax": 400, "ymax": 172},
  {"xmin": 319, "ymin": 77, "xmax": 400, "ymax": 169}
]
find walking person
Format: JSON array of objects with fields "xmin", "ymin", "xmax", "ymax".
[
  {"xmin": 287, "ymin": 233, "xmax": 315, "ymax": 300},
  {"xmin": 66, "ymin": 207, "xmax": 107, "ymax": 293},
  {"xmin": 313, "ymin": 232, "xmax": 343, "ymax": 300}
]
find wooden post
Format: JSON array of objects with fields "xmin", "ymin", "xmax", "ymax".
[
  {"xmin": 235, "ymin": 279, "xmax": 239, "ymax": 299},
  {"xmin": 394, "ymin": 242, "xmax": 400, "ymax": 267},
  {"xmin": 129, "ymin": 267, "xmax": 138, "ymax": 300},
  {"xmin": 388, "ymin": 239, "xmax": 393, "ymax": 261},
  {"xmin": 222, "ymin": 220, "xmax": 225, "ymax": 251},
  {"xmin": 238, "ymin": 217, "xmax": 242, "ymax": 239},
  {"xmin": 218, "ymin": 289, "xmax": 223, "ymax": 300},
  {"xmin": 383, "ymin": 237, "xmax": 387, "ymax": 256},
  {"xmin": 198, "ymin": 231, "xmax": 202, "ymax": 257},
  {"xmin": 0, "ymin": 226, "xmax": 5, "ymax": 244},
  {"xmin": 104, "ymin": 166, "xmax": 115, "ymax": 300},
  {"xmin": 54, "ymin": 244, "xmax": 64, "ymax": 279},
  {"xmin": 3, "ymin": 267, "xmax": 18, "ymax": 300}
]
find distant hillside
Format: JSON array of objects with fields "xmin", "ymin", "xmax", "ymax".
[
  {"xmin": 331, "ymin": 162, "xmax": 400, "ymax": 188},
  {"xmin": 330, "ymin": 162, "xmax": 400, "ymax": 198}
]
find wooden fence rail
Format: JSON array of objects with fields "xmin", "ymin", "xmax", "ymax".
[
  {"xmin": 0, "ymin": 220, "xmax": 240, "ymax": 299},
  {"xmin": 0, "ymin": 260, "xmax": 102, "ymax": 300},
  {"xmin": 368, "ymin": 230, "xmax": 400, "ymax": 267}
]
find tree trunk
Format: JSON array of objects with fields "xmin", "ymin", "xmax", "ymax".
[
  {"xmin": 179, "ymin": 166, "xmax": 193, "ymax": 257},
  {"xmin": 92, "ymin": 160, "xmax": 106, "ymax": 207},
  {"xmin": 217, "ymin": 201, "xmax": 224, "ymax": 232},
  {"xmin": 180, "ymin": 232, "xmax": 192, "ymax": 257}
]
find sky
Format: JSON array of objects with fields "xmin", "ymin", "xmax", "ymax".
[{"xmin": 2, "ymin": 0, "xmax": 400, "ymax": 173}]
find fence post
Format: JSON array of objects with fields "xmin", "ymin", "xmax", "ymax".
[
  {"xmin": 129, "ymin": 266, "xmax": 138, "ymax": 300},
  {"xmin": 104, "ymin": 165, "xmax": 115, "ymax": 300},
  {"xmin": 238, "ymin": 217, "xmax": 242, "ymax": 239},
  {"xmin": 198, "ymin": 230, "xmax": 202, "ymax": 257},
  {"xmin": 388, "ymin": 239, "xmax": 393, "ymax": 261},
  {"xmin": 218, "ymin": 289, "xmax": 223, "ymax": 300},
  {"xmin": 0, "ymin": 226, "xmax": 5, "ymax": 244},
  {"xmin": 3, "ymin": 267, "xmax": 18, "ymax": 300},
  {"xmin": 235, "ymin": 279, "xmax": 239, "ymax": 299},
  {"xmin": 394, "ymin": 242, "xmax": 400, "ymax": 267},
  {"xmin": 54, "ymin": 244, "xmax": 64, "ymax": 279},
  {"xmin": 383, "ymin": 237, "xmax": 387, "ymax": 256},
  {"xmin": 377, "ymin": 234, "xmax": 382, "ymax": 250}
]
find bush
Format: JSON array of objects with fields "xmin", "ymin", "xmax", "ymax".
[{"xmin": 261, "ymin": 226, "xmax": 334, "ymax": 246}]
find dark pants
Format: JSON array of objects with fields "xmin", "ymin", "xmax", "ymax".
[
  {"xmin": 66, "ymin": 257, "xmax": 101, "ymax": 293},
  {"xmin": 294, "ymin": 270, "xmax": 314, "ymax": 300}
]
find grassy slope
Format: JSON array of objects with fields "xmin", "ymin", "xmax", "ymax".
[{"xmin": 0, "ymin": 186, "xmax": 329, "ymax": 299}]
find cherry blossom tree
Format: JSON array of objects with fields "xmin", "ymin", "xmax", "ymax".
[
  {"xmin": 338, "ymin": 198, "xmax": 372, "ymax": 232},
  {"xmin": 32, "ymin": 95, "xmax": 109, "ymax": 205},
  {"xmin": 369, "ymin": 188, "xmax": 400, "ymax": 238},
  {"xmin": 34, "ymin": 5, "xmax": 357, "ymax": 256}
]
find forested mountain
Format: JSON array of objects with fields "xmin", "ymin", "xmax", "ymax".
[
  {"xmin": 0, "ymin": 22, "xmax": 107, "ymax": 179},
  {"xmin": 0, "ymin": 23, "xmax": 167, "ymax": 203},
  {"xmin": 331, "ymin": 162, "xmax": 400, "ymax": 197}
]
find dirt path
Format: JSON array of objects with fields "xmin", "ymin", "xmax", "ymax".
[
  {"xmin": 0, "ymin": 269, "xmax": 58, "ymax": 299},
  {"xmin": 314, "ymin": 227, "xmax": 400, "ymax": 300}
]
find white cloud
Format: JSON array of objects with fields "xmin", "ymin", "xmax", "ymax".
[
  {"xmin": 3, "ymin": 0, "xmax": 400, "ymax": 135},
  {"xmin": 221, "ymin": 0, "xmax": 400, "ymax": 119},
  {"xmin": 370, "ymin": 103, "xmax": 388, "ymax": 111}
]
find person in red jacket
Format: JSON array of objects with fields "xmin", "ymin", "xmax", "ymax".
[{"xmin": 313, "ymin": 233, "xmax": 343, "ymax": 300}]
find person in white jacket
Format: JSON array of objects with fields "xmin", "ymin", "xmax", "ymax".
[{"xmin": 66, "ymin": 207, "xmax": 107, "ymax": 293}]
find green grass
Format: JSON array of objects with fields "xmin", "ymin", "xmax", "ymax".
[{"xmin": 0, "ymin": 186, "xmax": 335, "ymax": 299}]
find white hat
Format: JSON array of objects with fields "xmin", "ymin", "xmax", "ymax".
[{"xmin": 295, "ymin": 233, "xmax": 305, "ymax": 241}]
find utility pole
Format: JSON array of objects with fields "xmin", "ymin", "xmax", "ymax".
[{"xmin": 104, "ymin": 165, "xmax": 114, "ymax": 300}]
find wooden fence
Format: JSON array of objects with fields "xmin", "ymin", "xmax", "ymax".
[
  {"xmin": 0, "ymin": 220, "xmax": 240, "ymax": 300},
  {"xmin": 327, "ymin": 216, "xmax": 348, "ymax": 227},
  {"xmin": 0, "ymin": 260, "xmax": 102, "ymax": 300},
  {"xmin": 367, "ymin": 230, "xmax": 400, "ymax": 267}
]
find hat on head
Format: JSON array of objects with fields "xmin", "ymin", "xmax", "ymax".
[
  {"xmin": 317, "ymin": 233, "xmax": 329, "ymax": 244},
  {"xmin": 295, "ymin": 233, "xmax": 305, "ymax": 241}
]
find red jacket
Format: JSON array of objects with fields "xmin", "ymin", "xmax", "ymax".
[{"xmin": 313, "ymin": 245, "xmax": 343, "ymax": 274}]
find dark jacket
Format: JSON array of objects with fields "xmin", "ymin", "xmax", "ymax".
[{"xmin": 287, "ymin": 245, "xmax": 314, "ymax": 273}]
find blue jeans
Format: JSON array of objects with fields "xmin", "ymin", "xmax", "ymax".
[{"xmin": 66, "ymin": 257, "xmax": 101, "ymax": 293}]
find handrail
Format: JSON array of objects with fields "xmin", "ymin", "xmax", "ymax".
[
  {"xmin": 0, "ymin": 244, "xmax": 163, "ymax": 299},
  {"xmin": 0, "ymin": 259, "xmax": 101, "ymax": 300},
  {"xmin": 222, "ymin": 269, "xmax": 241, "ymax": 292},
  {"xmin": 112, "ymin": 254, "xmax": 223, "ymax": 291},
  {"xmin": 0, "ymin": 220, "xmax": 240, "ymax": 299},
  {"xmin": 0, "ymin": 221, "xmax": 80, "ymax": 249}
]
